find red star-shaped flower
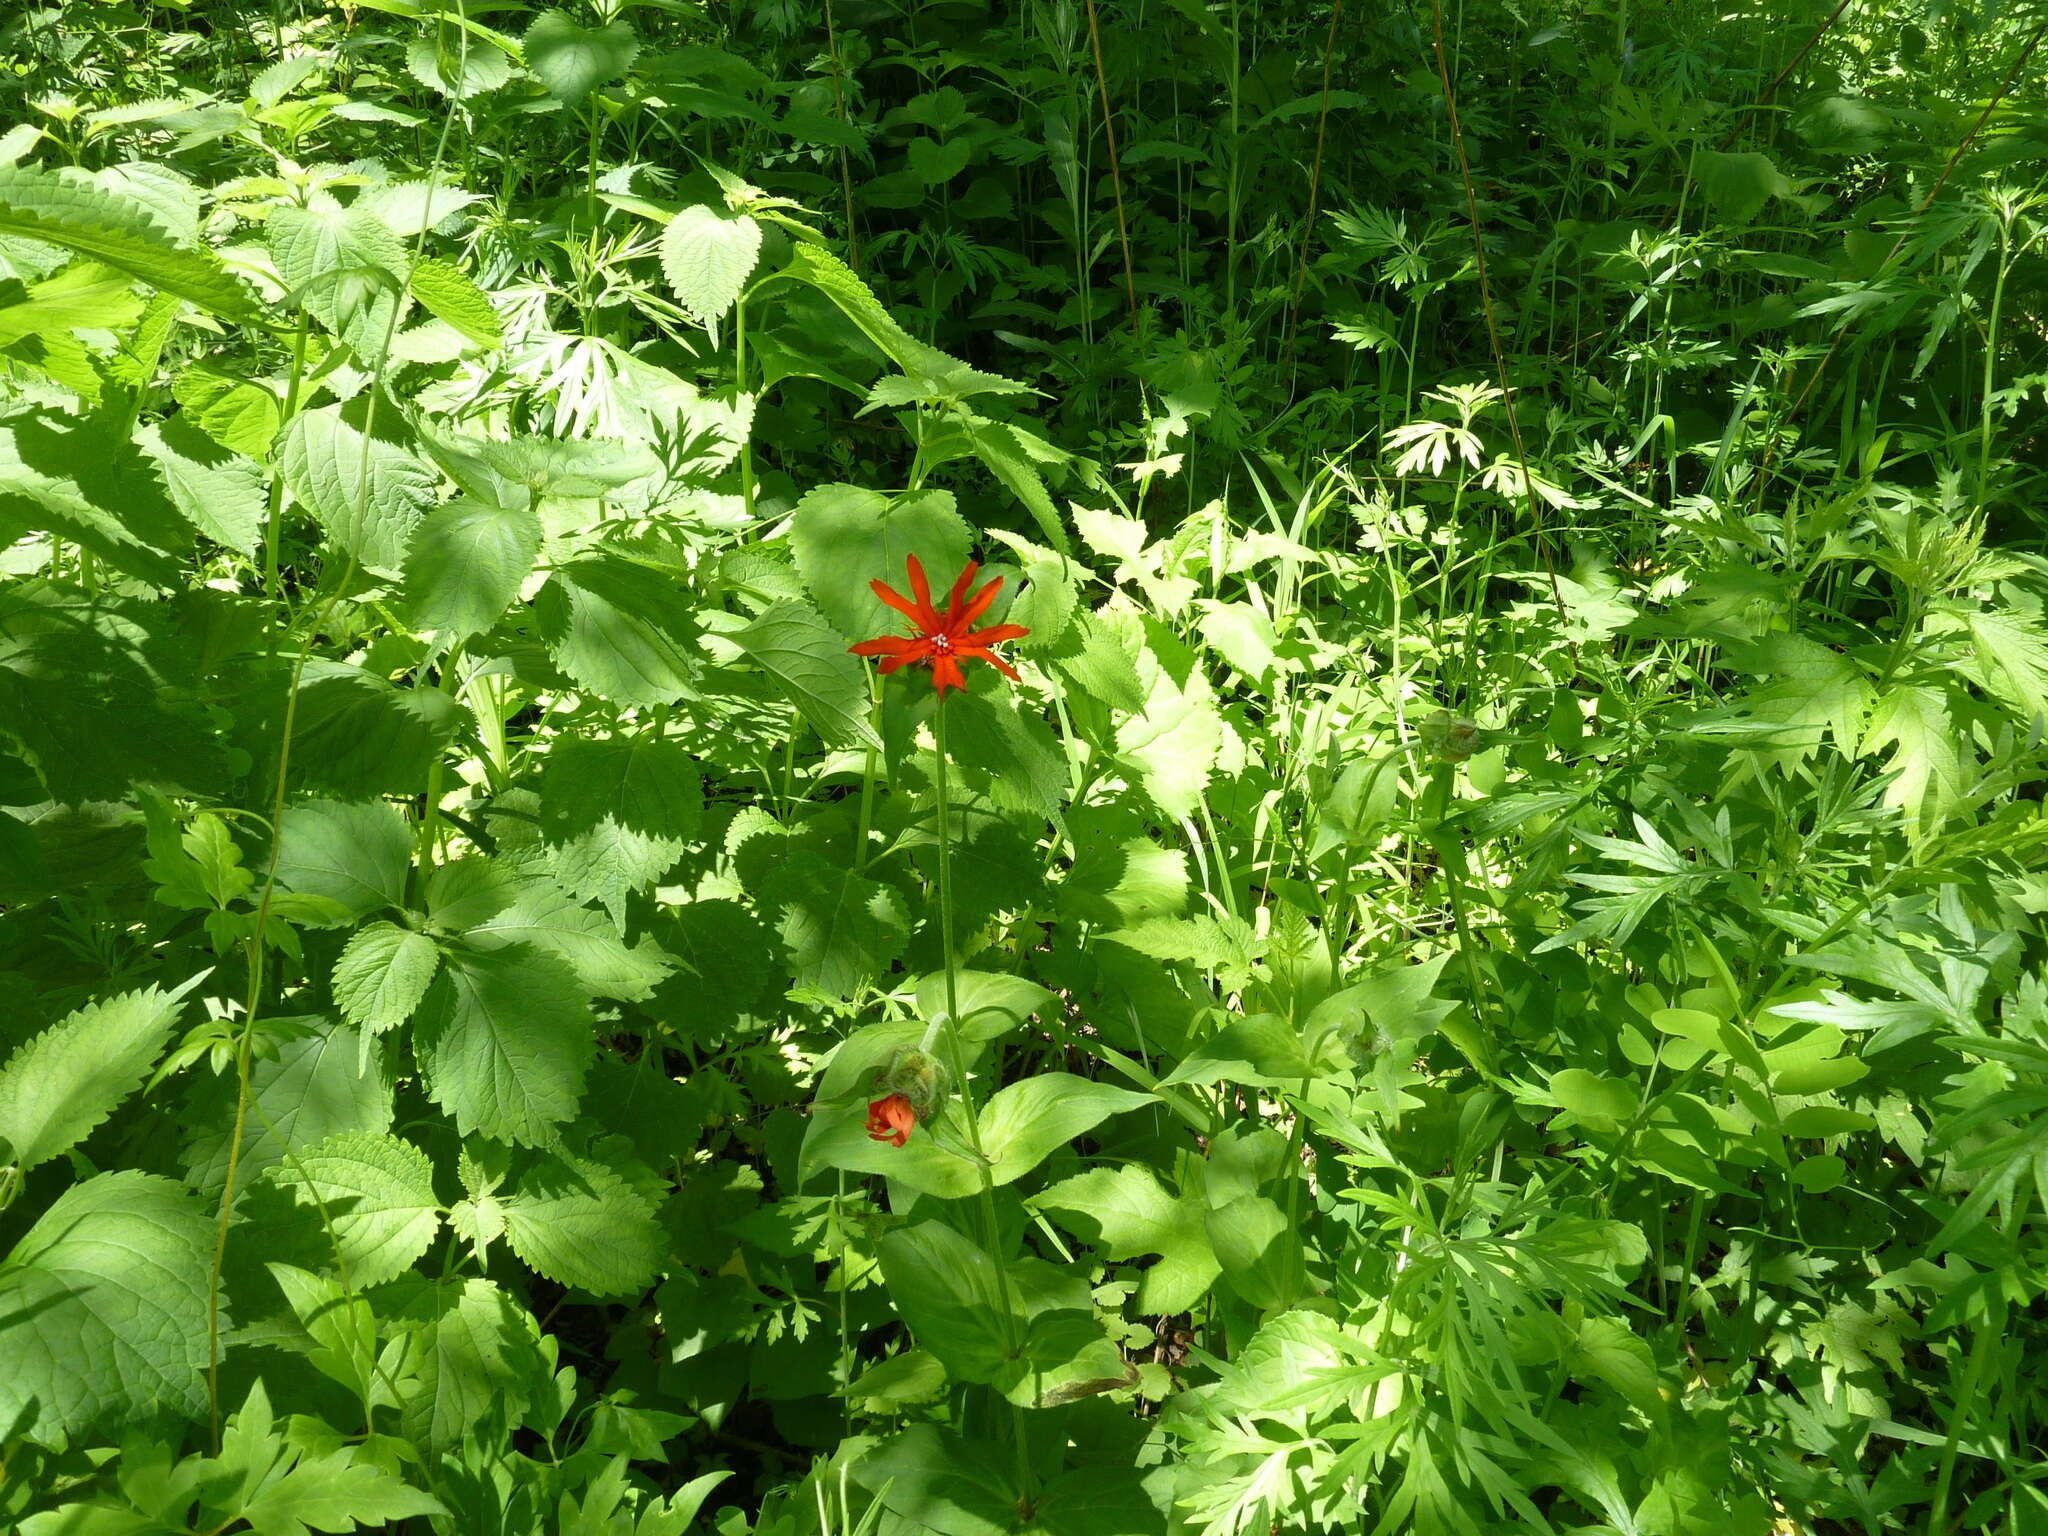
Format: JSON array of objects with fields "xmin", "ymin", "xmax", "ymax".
[
  {"xmin": 865, "ymin": 1093, "xmax": 917, "ymax": 1148},
  {"xmin": 849, "ymin": 555, "xmax": 1029, "ymax": 697}
]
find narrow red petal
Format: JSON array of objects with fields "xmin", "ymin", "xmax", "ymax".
[
  {"xmin": 905, "ymin": 554, "xmax": 934, "ymax": 615},
  {"xmin": 851, "ymin": 634, "xmax": 920, "ymax": 656},
  {"xmin": 961, "ymin": 623, "xmax": 1029, "ymax": 647},
  {"xmin": 871, "ymin": 578, "xmax": 926, "ymax": 626},
  {"xmin": 931, "ymin": 655, "xmax": 966, "ymax": 695},
  {"xmin": 943, "ymin": 561, "xmax": 980, "ymax": 622},
  {"xmin": 954, "ymin": 574, "xmax": 1006, "ymax": 631}
]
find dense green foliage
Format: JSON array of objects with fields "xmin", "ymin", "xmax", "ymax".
[{"xmin": 2, "ymin": 0, "xmax": 2047, "ymax": 1531}]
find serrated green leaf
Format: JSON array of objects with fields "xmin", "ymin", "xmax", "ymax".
[
  {"xmin": 407, "ymin": 256, "xmax": 502, "ymax": 347},
  {"xmin": 414, "ymin": 944, "xmax": 593, "ymax": 1145},
  {"xmin": 184, "ymin": 1023, "xmax": 394, "ymax": 1192},
  {"xmin": 277, "ymin": 395, "xmax": 438, "ymax": 575},
  {"xmin": 268, "ymin": 204, "xmax": 409, "ymax": 368},
  {"xmin": 271, "ymin": 800, "xmax": 412, "ymax": 920},
  {"xmin": 660, "ymin": 204, "xmax": 761, "ymax": 332},
  {"xmin": 731, "ymin": 599, "xmax": 882, "ymax": 749},
  {"xmin": 285, "ymin": 659, "xmax": 467, "ymax": 800},
  {"xmin": 0, "ymin": 165, "xmax": 260, "ymax": 321},
  {"xmin": 406, "ymin": 34, "xmax": 516, "ymax": 100},
  {"xmin": 758, "ymin": 849, "xmax": 909, "ymax": 998},
  {"xmin": 239, "ymin": 1443, "xmax": 445, "ymax": 1536},
  {"xmin": 1033, "ymin": 1164, "xmax": 1218, "ymax": 1315},
  {"xmin": 538, "ymin": 734, "xmax": 702, "ymax": 919},
  {"xmin": 1114, "ymin": 632, "xmax": 1221, "ymax": 820},
  {"xmin": 0, "ymin": 983, "xmax": 188, "ymax": 1172},
  {"xmin": 402, "ymin": 497, "xmax": 540, "ymax": 639},
  {"xmin": 386, "ymin": 1277, "xmax": 538, "ymax": 1452},
  {"xmin": 500, "ymin": 1145, "xmax": 663, "ymax": 1296},
  {"xmin": 462, "ymin": 875, "xmax": 669, "ymax": 1002},
  {"xmin": 788, "ymin": 483, "xmax": 973, "ymax": 643},
  {"xmin": 535, "ymin": 555, "xmax": 702, "ymax": 706},
  {"xmin": 172, "ymin": 365, "xmax": 281, "ymax": 461},
  {"xmin": 0, "ymin": 1171, "xmax": 214, "ymax": 1443},
  {"xmin": 262, "ymin": 1130, "xmax": 443, "ymax": 1288},
  {"xmin": 945, "ymin": 692, "xmax": 1066, "ymax": 822},
  {"xmin": 332, "ymin": 922, "xmax": 440, "ymax": 1033},
  {"xmin": 0, "ymin": 408, "xmax": 194, "ymax": 585},
  {"xmin": 524, "ymin": 8, "xmax": 638, "ymax": 104},
  {"xmin": 136, "ymin": 415, "xmax": 265, "ymax": 553}
]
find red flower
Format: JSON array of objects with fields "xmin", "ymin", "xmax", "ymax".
[
  {"xmin": 866, "ymin": 1093, "xmax": 917, "ymax": 1148},
  {"xmin": 849, "ymin": 555, "xmax": 1030, "ymax": 697}
]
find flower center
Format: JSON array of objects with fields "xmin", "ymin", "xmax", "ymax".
[{"xmin": 931, "ymin": 632, "xmax": 952, "ymax": 653}]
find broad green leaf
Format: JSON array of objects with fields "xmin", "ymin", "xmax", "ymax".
[
  {"xmin": 499, "ymin": 1143, "xmax": 663, "ymax": 1296},
  {"xmin": 331, "ymin": 922, "xmax": 440, "ymax": 1033},
  {"xmin": 1115, "ymin": 629, "xmax": 1221, "ymax": 819},
  {"xmin": 907, "ymin": 136, "xmax": 971, "ymax": 185},
  {"xmin": 1550, "ymin": 1067, "xmax": 1638, "ymax": 1125},
  {"xmin": 1692, "ymin": 149, "xmax": 1796, "ymax": 224},
  {"xmin": 136, "ymin": 415, "xmax": 264, "ymax": 553},
  {"xmin": 1206, "ymin": 1191, "xmax": 1304, "ymax": 1310},
  {"xmin": 0, "ymin": 165, "xmax": 260, "ymax": 321},
  {"xmin": 407, "ymin": 33, "xmax": 517, "ymax": 99},
  {"xmin": 387, "ymin": 1277, "xmax": 539, "ymax": 1451},
  {"xmin": 402, "ymin": 497, "xmax": 541, "ymax": 639},
  {"xmin": 286, "ymin": 660, "xmax": 466, "ymax": 800},
  {"xmin": 407, "ymin": 256, "xmax": 502, "ymax": 347},
  {"xmin": 0, "ymin": 982, "xmax": 189, "ymax": 1172},
  {"xmin": 959, "ymin": 412, "xmax": 1071, "ymax": 553},
  {"xmin": 462, "ymin": 875, "xmax": 669, "ymax": 1002},
  {"xmin": 184, "ymin": 1023, "xmax": 394, "ymax": 1192},
  {"xmin": 539, "ymin": 734, "xmax": 702, "ymax": 919},
  {"xmin": 1159, "ymin": 1013, "xmax": 1315, "ymax": 1088},
  {"xmin": 0, "ymin": 260, "xmax": 143, "ymax": 346},
  {"xmin": 977, "ymin": 1073, "xmax": 1154, "ymax": 1185},
  {"xmin": 0, "ymin": 409, "xmax": 193, "ymax": 585},
  {"xmin": 945, "ymin": 692, "xmax": 1066, "ymax": 822},
  {"xmin": 172, "ymin": 365, "xmax": 281, "ymax": 461},
  {"xmin": 1033, "ymin": 1164, "xmax": 1219, "ymax": 1314},
  {"xmin": 277, "ymin": 395, "xmax": 439, "ymax": 575},
  {"xmin": 535, "ymin": 555, "xmax": 702, "ymax": 706},
  {"xmin": 912, "ymin": 969, "xmax": 1053, "ymax": 1042},
  {"xmin": 262, "ymin": 1130, "xmax": 443, "ymax": 1287},
  {"xmin": 524, "ymin": 9, "xmax": 638, "ymax": 104},
  {"xmin": 0, "ymin": 1171, "xmax": 214, "ymax": 1443},
  {"xmin": 659, "ymin": 204, "xmax": 761, "ymax": 331},
  {"xmin": 271, "ymin": 800, "xmax": 411, "ymax": 920},
  {"xmin": 730, "ymin": 599, "xmax": 882, "ymax": 749},
  {"xmin": 781, "ymin": 241, "xmax": 960, "ymax": 381},
  {"xmin": 757, "ymin": 849, "xmax": 909, "ymax": 998},
  {"xmin": 267, "ymin": 1263, "xmax": 378, "ymax": 1399},
  {"xmin": 414, "ymin": 944, "xmax": 594, "ymax": 1146},
  {"xmin": 788, "ymin": 483, "xmax": 973, "ymax": 643},
  {"xmin": 268, "ymin": 204, "xmax": 409, "ymax": 367}
]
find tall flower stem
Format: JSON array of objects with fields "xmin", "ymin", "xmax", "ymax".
[{"xmin": 930, "ymin": 700, "xmax": 1035, "ymax": 1502}]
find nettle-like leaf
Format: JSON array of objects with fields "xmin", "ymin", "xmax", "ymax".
[
  {"xmin": 660, "ymin": 204, "xmax": 761, "ymax": 332},
  {"xmin": 268, "ymin": 203, "xmax": 411, "ymax": 367},
  {"xmin": 332, "ymin": 921, "xmax": 441, "ymax": 1033},
  {"xmin": 788, "ymin": 483, "xmax": 973, "ymax": 642},
  {"xmin": 271, "ymin": 799, "xmax": 413, "ymax": 921},
  {"xmin": 413, "ymin": 944, "xmax": 594, "ymax": 1145},
  {"xmin": 535, "ymin": 554, "xmax": 703, "ymax": 706},
  {"xmin": 407, "ymin": 256, "xmax": 503, "ymax": 348},
  {"xmin": 402, "ymin": 497, "xmax": 541, "ymax": 639},
  {"xmin": 183, "ymin": 1022, "xmax": 394, "ymax": 1192},
  {"xmin": 0, "ymin": 165, "xmax": 260, "ymax": 321},
  {"xmin": 261, "ymin": 1130, "xmax": 443, "ymax": 1288},
  {"xmin": 277, "ymin": 395, "xmax": 439, "ymax": 575},
  {"xmin": 287, "ymin": 659, "xmax": 468, "ymax": 799},
  {"xmin": 460, "ymin": 872, "xmax": 670, "ymax": 1001},
  {"xmin": 0, "ymin": 408, "xmax": 194, "ymax": 585},
  {"xmin": 757, "ymin": 848, "xmax": 909, "ymax": 999},
  {"xmin": 499, "ymin": 1141, "xmax": 664, "ymax": 1296},
  {"xmin": 538, "ymin": 734, "xmax": 703, "ymax": 920},
  {"xmin": 0, "ymin": 981, "xmax": 191, "ymax": 1172},
  {"xmin": 524, "ymin": 8, "xmax": 638, "ymax": 105},
  {"xmin": 136, "ymin": 414, "xmax": 265, "ymax": 553},
  {"xmin": 386, "ymin": 1276, "xmax": 541, "ymax": 1452},
  {"xmin": 0, "ymin": 1171, "xmax": 215, "ymax": 1443},
  {"xmin": 729, "ymin": 600, "xmax": 882, "ymax": 749}
]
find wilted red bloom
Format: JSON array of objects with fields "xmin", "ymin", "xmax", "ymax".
[
  {"xmin": 849, "ymin": 554, "xmax": 1029, "ymax": 697},
  {"xmin": 866, "ymin": 1093, "xmax": 917, "ymax": 1148}
]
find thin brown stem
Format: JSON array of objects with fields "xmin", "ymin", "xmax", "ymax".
[
  {"xmin": 1082, "ymin": 0, "xmax": 1139, "ymax": 332},
  {"xmin": 1285, "ymin": 0, "xmax": 1343, "ymax": 386}
]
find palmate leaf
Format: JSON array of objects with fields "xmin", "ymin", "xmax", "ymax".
[
  {"xmin": 0, "ymin": 981, "xmax": 192, "ymax": 1172},
  {"xmin": 0, "ymin": 1171, "xmax": 215, "ymax": 1444},
  {"xmin": 0, "ymin": 165, "xmax": 261, "ymax": 322},
  {"xmin": 413, "ymin": 944, "xmax": 594, "ymax": 1146}
]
